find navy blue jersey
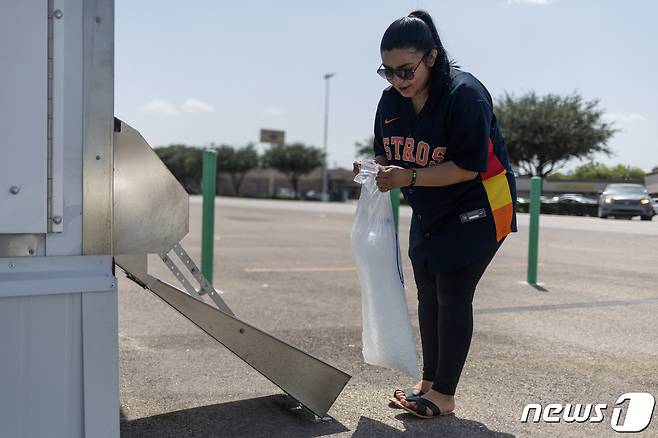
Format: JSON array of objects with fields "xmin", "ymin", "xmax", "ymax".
[{"xmin": 373, "ymin": 68, "xmax": 517, "ymax": 272}]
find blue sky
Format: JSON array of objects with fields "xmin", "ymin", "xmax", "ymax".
[{"xmin": 115, "ymin": 0, "xmax": 658, "ymax": 173}]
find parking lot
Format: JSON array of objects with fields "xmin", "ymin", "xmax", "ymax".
[{"xmin": 118, "ymin": 196, "xmax": 658, "ymax": 437}]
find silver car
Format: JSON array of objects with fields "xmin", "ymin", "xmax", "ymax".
[
  {"xmin": 653, "ymin": 198, "xmax": 658, "ymax": 215},
  {"xmin": 598, "ymin": 184, "xmax": 655, "ymax": 220}
]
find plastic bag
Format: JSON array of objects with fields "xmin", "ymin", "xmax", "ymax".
[{"xmin": 351, "ymin": 160, "xmax": 418, "ymax": 377}]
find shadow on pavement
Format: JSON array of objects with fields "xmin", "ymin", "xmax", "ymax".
[
  {"xmin": 352, "ymin": 415, "xmax": 516, "ymax": 437},
  {"xmin": 528, "ymin": 283, "xmax": 549, "ymax": 292},
  {"xmin": 120, "ymin": 396, "xmax": 516, "ymax": 437},
  {"xmin": 120, "ymin": 394, "xmax": 349, "ymax": 438}
]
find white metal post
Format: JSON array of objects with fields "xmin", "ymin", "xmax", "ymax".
[{"xmin": 321, "ymin": 73, "xmax": 335, "ymax": 202}]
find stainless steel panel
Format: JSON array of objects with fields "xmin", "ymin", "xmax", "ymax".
[
  {"xmin": 113, "ymin": 120, "xmax": 189, "ymax": 254},
  {"xmin": 147, "ymin": 278, "xmax": 351, "ymax": 417},
  {"xmin": 82, "ymin": 0, "xmax": 114, "ymax": 255},
  {"xmin": 0, "ymin": 234, "xmax": 46, "ymax": 257},
  {"xmin": 114, "ymin": 254, "xmax": 147, "ymax": 285}
]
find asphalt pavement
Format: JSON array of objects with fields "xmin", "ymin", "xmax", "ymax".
[{"xmin": 118, "ymin": 196, "xmax": 658, "ymax": 438}]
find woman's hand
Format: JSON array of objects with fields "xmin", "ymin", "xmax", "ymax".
[
  {"xmin": 354, "ymin": 156, "xmax": 391, "ymax": 177},
  {"xmin": 352, "ymin": 160, "xmax": 362, "ymax": 177},
  {"xmin": 375, "ymin": 165, "xmax": 412, "ymax": 192}
]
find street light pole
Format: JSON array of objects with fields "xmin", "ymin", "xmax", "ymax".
[{"xmin": 322, "ymin": 72, "xmax": 335, "ymax": 202}]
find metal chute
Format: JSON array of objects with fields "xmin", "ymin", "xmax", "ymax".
[{"xmin": 112, "ymin": 118, "xmax": 350, "ymax": 417}]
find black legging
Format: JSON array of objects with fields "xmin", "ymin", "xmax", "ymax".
[{"xmin": 412, "ymin": 237, "xmax": 506, "ymax": 395}]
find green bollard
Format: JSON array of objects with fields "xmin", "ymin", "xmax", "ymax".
[
  {"xmin": 527, "ymin": 176, "xmax": 541, "ymax": 285},
  {"xmin": 202, "ymin": 149, "xmax": 217, "ymax": 284},
  {"xmin": 390, "ymin": 188, "xmax": 400, "ymax": 233}
]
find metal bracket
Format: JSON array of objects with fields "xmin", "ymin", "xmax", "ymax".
[
  {"xmin": 159, "ymin": 251, "xmax": 201, "ymax": 299},
  {"xmin": 158, "ymin": 243, "xmax": 234, "ymax": 316}
]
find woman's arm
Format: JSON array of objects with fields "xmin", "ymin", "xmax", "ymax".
[
  {"xmin": 416, "ymin": 161, "xmax": 477, "ymax": 186},
  {"xmin": 375, "ymin": 161, "xmax": 477, "ymax": 192}
]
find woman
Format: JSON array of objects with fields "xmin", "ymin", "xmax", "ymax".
[{"xmin": 353, "ymin": 10, "xmax": 517, "ymax": 419}]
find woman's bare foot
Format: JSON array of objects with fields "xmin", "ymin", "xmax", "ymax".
[
  {"xmin": 399, "ymin": 389, "xmax": 456, "ymax": 416},
  {"xmin": 393, "ymin": 380, "xmax": 433, "ymax": 403}
]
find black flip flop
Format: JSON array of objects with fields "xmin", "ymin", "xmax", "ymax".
[
  {"xmin": 388, "ymin": 388, "xmax": 424, "ymax": 407},
  {"xmin": 398, "ymin": 397, "xmax": 455, "ymax": 419}
]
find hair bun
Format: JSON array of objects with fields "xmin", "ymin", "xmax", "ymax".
[{"xmin": 408, "ymin": 10, "xmax": 428, "ymax": 20}]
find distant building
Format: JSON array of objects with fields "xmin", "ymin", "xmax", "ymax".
[
  {"xmin": 646, "ymin": 171, "xmax": 658, "ymax": 196},
  {"xmin": 217, "ymin": 169, "xmax": 658, "ymax": 200},
  {"xmin": 217, "ymin": 167, "xmax": 360, "ymax": 200}
]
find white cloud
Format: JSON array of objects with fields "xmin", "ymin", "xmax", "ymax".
[
  {"xmin": 602, "ymin": 113, "xmax": 648, "ymax": 124},
  {"xmin": 507, "ymin": 0, "xmax": 554, "ymax": 5},
  {"xmin": 264, "ymin": 107, "xmax": 283, "ymax": 116},
  {"xmin": 141, "ymin": 99, "xmax": 179, "ymax": 115},
  {"xmin": 181, "ymin": 99, "xmax": 215, "ymax": 113},
  {"xmin": 140, "ymin": 98, "xmax": 215, "ymax": 115}
]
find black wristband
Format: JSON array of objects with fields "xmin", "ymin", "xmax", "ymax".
[{"xmin": 409, "ymin": 168, "xmax": 417, "ymax": 187}]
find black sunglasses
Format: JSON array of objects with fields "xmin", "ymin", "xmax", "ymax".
[{"xmin": 377, "ymin": 50, "xmax": 431, "ymax": 82}]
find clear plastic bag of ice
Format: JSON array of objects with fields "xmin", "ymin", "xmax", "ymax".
[{"xmin": 350, "ymin": 160, "xmax": 418, "ymax": 377}]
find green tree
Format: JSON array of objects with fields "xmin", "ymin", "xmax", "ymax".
[
  {"xmin": 214, "ymin": 144, "xmax": 259, "ymax": 195},
  {"xmin": 262, "ymin": 143, "xmax": 325, "ymax": 197},
  {"xmin": 355, "ymin": 136, "xmax": 375, "ymax": 159},
  {"xmin": 495, "ymin": 92, "xmax": 617, "ymax": 177},
  {"xmin": 547, "ymin": 172, "xmax": 568, "ymax": 180},
  {"xmin": 567, "ymin": 162, "xmax": 645, "ymax": 181},
  {"xmin": 652, "ymin": 166, "xmax": 658, "ymax": 173},
  {"xmin": 154, "ymin": 144, "xmax": 203, "ymax": 193}
]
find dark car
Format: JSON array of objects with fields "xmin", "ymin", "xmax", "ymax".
[
  {"xmin": 552, "ymin": 193, "xmax": 598, "ymax": 204},
  {"xmin": 598, "ymin": 184, "xmax": 655, "ymax": 220},
  {"xmin": 515, "ymin": 196, "xmax": 552, "ymax": 213},
  {"xmin": 551, "ymin": 193, "xmax": 598, "ymax": 216}
]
